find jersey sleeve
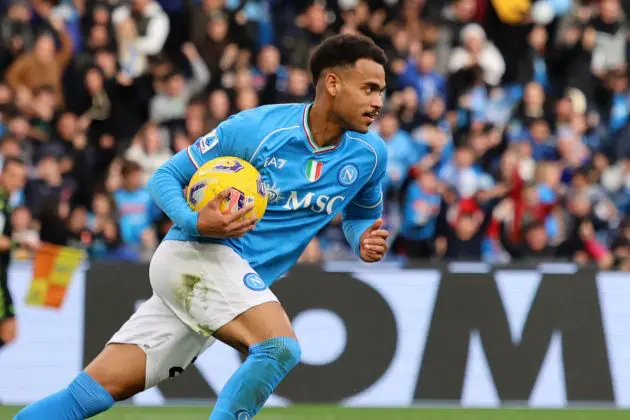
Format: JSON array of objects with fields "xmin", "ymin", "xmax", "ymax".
[
  {"xmin": 186, "ymin": 110, "xmax": 263, "ymax": 168},
  {"xmin": 342, "ymin": 138, "xmax": 388, "ymax": 256},
  {"xmin": 345, "ymin": 139, "xmax": 387, "ymax": 218},
  {"xmin": 151, "ymin": 109, "xmax": 265, "ymax": 235},
  {"xmin": 147, "ymin": 149, "xmax": 200, "ymax": 235}
]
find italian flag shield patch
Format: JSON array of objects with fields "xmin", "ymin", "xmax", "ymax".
[{"xmin": 305, "ymin": 160, "xmax": 323, "ymax": 182}]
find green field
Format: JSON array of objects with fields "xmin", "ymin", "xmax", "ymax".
[{"xmin": 1, "ymin": 406, "xmax": 629, "ymax": 419}]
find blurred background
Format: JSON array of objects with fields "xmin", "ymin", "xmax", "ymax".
[
  {"xmin": 1, "ymin": 0, "xmax": 630, "ymax": 270},
  {"xmin": 3, "ymin": 0, "xmax": 630, "ymax": 416}
]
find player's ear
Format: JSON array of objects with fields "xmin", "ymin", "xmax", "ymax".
[{"xmin": 325, "ymin": 72, "xmax": 339, "ymax": 97}]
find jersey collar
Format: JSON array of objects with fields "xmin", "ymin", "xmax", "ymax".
[{"xmin": 302, "ymin": 103, "xmax": 344, "ymax": 154}]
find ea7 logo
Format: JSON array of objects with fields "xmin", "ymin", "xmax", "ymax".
[
  {"xmin": 264, "ymin": 157, "xmax": 287, "ymax": 169},
  {"xmin": 282, "ymin": 191, "xmax": 344, "ymax": 214}
]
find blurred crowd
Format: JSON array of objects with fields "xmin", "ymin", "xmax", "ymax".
[{"xmin": 1, "ymin": 0, "xmax": 630, "ymax": 270}]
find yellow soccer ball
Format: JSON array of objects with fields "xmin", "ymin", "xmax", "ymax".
[{"xmin": 186, "ymin": 157, "xmax": 268, "ymax": 220}]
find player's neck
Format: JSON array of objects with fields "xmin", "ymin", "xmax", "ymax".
[{"xmin": 307, "ymin": 102, "xmax": 344, "ymax": 148}]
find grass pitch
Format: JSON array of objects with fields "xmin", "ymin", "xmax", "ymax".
[{"xmin": 1, "ymin": 405, "xmax": 628, "ymax": 419}]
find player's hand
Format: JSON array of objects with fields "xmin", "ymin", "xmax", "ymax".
[
  {"xmin": 197, "ymin": 188, "xmax": 257, "ymax": 238},
  {"xmin": 359, "ymin": 219, "xmax": 389, "ymax": 263}
]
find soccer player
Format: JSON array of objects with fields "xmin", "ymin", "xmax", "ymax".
[
  {"xmin": 0, "ymin": 158, "xmax": 27, "ymax": 351},
  {"xmin": 15, "ymin": 33, "xmax": 389, "ymax": 419}
]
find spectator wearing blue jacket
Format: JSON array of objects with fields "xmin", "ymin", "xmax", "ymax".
[
  {"xmin": 395, "ymin": 171, "xmax": 442, "ymax": 258},
  {"xmin": 374, "ymin": 110, "xmax": 418, "ymax": 196},
  {"xmin": 398, "ymin": 48, "xmax": 447, "ymax": 106},
  {"xmin": 113, "ymin": 160, "xmax": 160, "ymax": 253}
]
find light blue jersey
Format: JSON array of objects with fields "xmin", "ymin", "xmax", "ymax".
[{"xmin": 148, "ymin": 103, "xmax": 387, "ymax": 285}]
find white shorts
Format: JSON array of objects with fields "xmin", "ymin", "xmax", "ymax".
[{"xmin": 108, "ymin": 240, "xmax": 278, "ymax": 388}]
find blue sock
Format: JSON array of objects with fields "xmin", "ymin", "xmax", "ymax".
[
  {"xmin": 210, "ymin": 337, "xmax": 301, "ymax": 419},
  {"xmin": 14, "ymin": 371, "xmax": 115, "ymax": 419}
]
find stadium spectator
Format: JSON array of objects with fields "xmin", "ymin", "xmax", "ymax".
[
  {"xmin": 281, "ymin": 2, "xmax": 335, "ymax": 69},
  {"xmin": 206, "ymin": 89, "xmax": 231, "ymax": 131},
  {"xmin": 111, "ymin": 0, "xmax": 170, "ymax": 58},
  {"xmin": 10, "ymin": 205, "xmax": 39, "ymax": 260},
  {"xmin": 148, "ymin": 42, "xmax": 210, "ymax": 123},
  {"xmin": 1, "ymin": 0, "xmax": 630, "ymax": 270},
  {"xmin": 436, "ymin": 197, "xmax": 495, "ymax": 259},
  {"xmin": 276, "ymin": 67, "xmax": 312, "ymax": 104},
  {"xmin": 397, "ymin": 46, "xmax": 447, "ymax": 106},
  {"xmin": 87, "ymin": 191, "xmax": 115, "ymax": 232},
  {"xmin": 499, "ymin": 219, "xmax": 559, "ymax": 261},
  {"xmin": 66, "ymin": 205, "xmax": 92, "ymax": 250},
  {"xmin": 183, "ymin": 99, "xmax": 207, "ymax": 143},
  {"xmin": 115, "ymin": 16, "xmax": 147, "ymax": 80},
  {"xmin": 612, "ymin": 218, "xmax": 630, "ymax": 270},
  {"xmin": 24, "ymin": 152, "xmax": 66, "ymax": 217},
  {"xmin": 589, "ymin": 0, "xmax": 626, "ymax": 78},
  {"xmin": 437, "ymin": 143, "xmax": 493, "ymax": 199},
  {"xmin": 6, "ymin": 18, "xmax": 72, "ymax": 107},
  {"xmin": 253, "ymin": 45, "xmax": 288, "ymax": 105},
  {"xmin": 112, "ymin": 160, "xmax": 158, "ymax": 259},
  {"xmin": 375, "ymin": 110, "xmax": 416, "ymax": 195},
  {"xmin": 191, "ymin": 6, "xmax": 238, "ymax": 88},
  {"xmin": 0, "ymin": 1, "xmax": 35, "ymax": 71},
  {"xmin": 389, "ymin": 87, "xmax": 424, "ymax": 133},
  {"xmin": 525, "ymin": 25, "xmax": 551, "ymax": 90},
  {"xmin": 602, "ymin": 155, "xmax": 630, "ymax": 215},
  {"xmin": 0, "ymin": 136, "xmax": 22, "ymax": 172},
  {"xmin": 555, "ymin": 191, "xmax": 614, "ymax": 265},
  {"xmin": 235, "ymin": 87, "xmax": 259, "ymax": 111},
  {"xmin": 89, "ymin": 217, "xmax": 140, "ymax": 261},
  {"xmin": 0, "ymin": 157, "xmax": 27, "ymax": 350},
  {"xmin": 395, "ymin": 170, "xmax": 441, "ymax": 258},
  {"xmin": 448, "ymin": 23, "xmax": 505, "ymax": 87},
  {"xmin": 125, "ymin": 121, "xmax": 172, "ymax": 185}
]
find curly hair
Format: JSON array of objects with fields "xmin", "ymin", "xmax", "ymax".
[{"xmin": 308, "ymin": 34, "xmax": 388, "ymax": 84}]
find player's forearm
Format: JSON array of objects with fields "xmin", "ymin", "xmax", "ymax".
[
  {"xmin": 342, "ymin": 218, "xmax": 375, "ymax": 256},
  {"xmin": 147, "ymin": 150, "xmax": 199, "ymax": 236},
  {"xmin": 342, "ymin": 197, "xmax": 383, "ymax": 256}
]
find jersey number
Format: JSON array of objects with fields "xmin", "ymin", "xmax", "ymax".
[{"xmin": 168, "ymin": 356, "xmax": 198, "ymax": 378}]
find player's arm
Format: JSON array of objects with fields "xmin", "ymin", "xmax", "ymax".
[
  {"xmin": 147, "ymin": 150, "xmax": 200, "ymax": 235},
  {"xmin": 341, "ymin": 143, "xmax": 389, "ymax": 262},
  {"xmin": 186, "ymin": 110, "xmax": 262, "ymax": 168},
  {"xmin": 147, "ymin": 112, "xmax": 261, "ymax": 236}
]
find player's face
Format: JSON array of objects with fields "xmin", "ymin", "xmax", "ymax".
[{"xmin": 334, "ymin": 58, "xmax": 386, "ymax": 133}]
